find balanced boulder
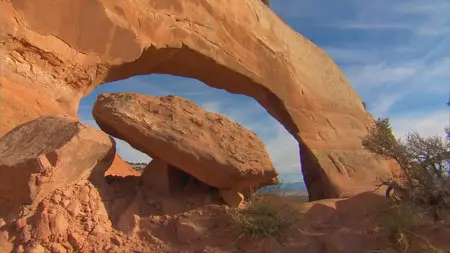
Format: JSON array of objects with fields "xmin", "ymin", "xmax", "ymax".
[{"xmin": 92, "ymin": 93, "xmax": 278, "ymax": 195}]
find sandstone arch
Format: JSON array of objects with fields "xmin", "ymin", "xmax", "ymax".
[{"xmin": 0, "ymin": 0, "xmax": 394, "ymax": 200}]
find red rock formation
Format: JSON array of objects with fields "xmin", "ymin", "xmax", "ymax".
[
  {"xmin": 0, "ymin": 115, "xmax": 115, "ymax": 221},
  {"xmin": 0, "ymin": 0, "xmax": 395, "ymax": 199},
  {"xmin": 105, "ymin": 154, "xmax": 140, "ymax": 177},
  {"xmin": 93, "ymin": 93, "xmax": 278, "ymax": 199}
]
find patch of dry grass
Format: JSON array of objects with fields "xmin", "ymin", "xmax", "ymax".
[
  {"xmin": 380, "ymin": 203, "xmax": 421, "ymax": 252},
  {"xmin": 377, "ymin": 203, "xmax": 446, "ymax": 253},
  {"xmin": 227, "ymin": 193, "xmax": 302, "ymax": 239}
]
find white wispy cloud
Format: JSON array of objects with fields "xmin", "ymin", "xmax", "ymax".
[
  {"xmin": 347, "ymin": 62, "xmax": 419, "ymax": 89},
  {"xmin": 199, "ymin": 101, "xmax": 223, "ymax": 114},
  {"xmin": 357, "ymin": 1, "xmax": 449, "ymax": 37},
  {"xmin": 390, "ymin": 109, "xmax": 448, "ymax": 139},
  {"xmin": 273, "ymin": 0, "xmax": 449, "ymax": 40},
  {"xmin": 264, "ymin": 123, "xmax": 301, "ymax": 174},
  {"xmin": 394, "ymin": 1, "xmax": 450, "ymax": 15},
  {"xmin": 323, "ymin": 47, "xmax": 382, "ymax": 64},
  {"xmin": 340, "ymin": 54, "xmax": 448, "ymax": 116},
  {"xmin": 322, "ymin": 23, "xmax": 411, "ymax": 31},
  {"xmin": 115, "ymin": 139, "xmax": 151, "ymax": 163},
  {"xmin": 426, "ymin": 57, "xmax": 450, "ymax": 77},
  {"xmin": 288, "ymin": 0, "xmax": 448, "ymax": 101},
  {"xmin": 369, "ymin": 93, "xmax": 406, "ymax": 117},
  {"xmin": 345, "ymin": 57, "xmax": 448, "ymax": 92}
]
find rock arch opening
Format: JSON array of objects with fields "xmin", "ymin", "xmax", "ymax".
[
  {"xmin": 78, "ymin": 74, "xmax": 304, "ymax": 205},
  {"xmin": 2, "ymin": 0, "xmax": 396, "ymax": 203}
]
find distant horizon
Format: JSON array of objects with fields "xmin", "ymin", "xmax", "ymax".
[{"xmin": 126, "ymin": 157, "xmax": 308, "ymax": 195}]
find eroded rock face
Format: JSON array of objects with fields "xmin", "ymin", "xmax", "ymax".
[
  {"xmin": 0, "ymin": 0, "xmax": 395, "ymax": 199},
  {"xmin": 93, "ymin": 93, "xmax": 278, "ymax": 195},
  {"xmin": 2, "ymin": 180, "xmax": 160, "ymax": 253},
  {"xmin": 0, "ymin": 115, "xmax": 115, "ymax": 220}
]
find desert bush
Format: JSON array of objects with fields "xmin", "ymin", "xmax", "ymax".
[
  {"xmin": 227, "ymin": 193, "xmax": 301, "ymax": 239},
  {"xmin": 376, "ymin": 203, "xmax": 447, "ymax": 253},
  {"xmin": 362, "ymin": 117, "xmax": 450, "ymax": 208},
  {"xmin": 380, "ymin": 203, "xmax": 421, "ymax": 252}
]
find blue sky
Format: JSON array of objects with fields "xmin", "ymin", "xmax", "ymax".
[{"xmin": 79, "ymin": 0, "xmax": 449, "ymax": 184}]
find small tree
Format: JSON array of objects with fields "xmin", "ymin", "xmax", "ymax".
[{"xmin": 362, "ymin": 117, "xmax": 450, "ymax": 207}]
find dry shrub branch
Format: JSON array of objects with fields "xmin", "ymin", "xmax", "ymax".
[
  {"xmin": 227, "ymin": 193, "xmax": 302, "ymax": 239},
  {"xmin": 363, "ymin": 117, "xmax": 450, "ymax": 252}
]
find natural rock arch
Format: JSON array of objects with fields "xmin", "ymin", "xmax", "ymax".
[{"xmin": 1, "ymin": 0, "xmax": 394, "ymax": 200}]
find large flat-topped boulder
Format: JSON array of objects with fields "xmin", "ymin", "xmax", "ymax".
[
  {"xmin": 0, "ymin": 115, "xmax": 115, "ymax": 219},
  {"xmin": 93, "ymin": 93, "xmax": 278, "ymax": 194},
  {"xmin": 0, "ymin": 0, "xmax": 395, "ymax": 199}
]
